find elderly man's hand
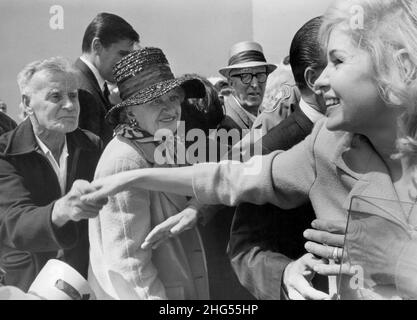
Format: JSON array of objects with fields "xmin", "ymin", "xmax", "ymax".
[{"xmin": 52, "ymin": 180, "xmax": 108, "ymax": 227}]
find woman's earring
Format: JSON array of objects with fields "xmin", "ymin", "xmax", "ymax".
[{"xmin": 128, "ymin": 117, "xmax": 139, "ymax": 128}]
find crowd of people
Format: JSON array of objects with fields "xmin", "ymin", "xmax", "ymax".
[{"xmin": 1, "ymin": 0, "xmax": 417, "ymax": 300}]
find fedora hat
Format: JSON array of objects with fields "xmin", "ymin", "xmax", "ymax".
[
  {"xmin": 218, "ymin": 41, "xmax": 277, "ymax": 77},
  {"xmin": 106, "ymin": 47, "xmax": 206, "ymax": 125},
  {"xmin": 28, "ymin": 259, "xmax": 95, "ymax": 300}
]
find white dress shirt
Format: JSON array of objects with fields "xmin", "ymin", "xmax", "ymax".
[
  {"xmin": 298, "ymin": 97, "xmax": 324, "ymax": 124},
  {"xmin": 34, "ymin": 135, "xmax": 68, "ymax": 196}
]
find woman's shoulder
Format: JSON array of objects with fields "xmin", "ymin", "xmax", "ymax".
[{"xmin": 95, "ymin": 136, "xmax": 151, "ymax": 176}]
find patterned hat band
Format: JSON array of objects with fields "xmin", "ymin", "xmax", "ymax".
[
  {"xmin": 228, "ymin": 50, "xmax": 267, "ymax": 66},
  {"xmin": 118, "ymin": 64, "xmax": 174, "ymax": 100}
]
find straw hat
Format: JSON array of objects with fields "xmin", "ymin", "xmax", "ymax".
[
  {"xmin": 219, "ymin": 41, "xmax": 277, "ymax": 77},
  {"xmin": 106, "ymin": 47, "xmax": 206, "ymax": 125}
]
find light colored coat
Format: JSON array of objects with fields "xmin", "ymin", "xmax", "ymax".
[
  {"xmin": 88, "ymin": 136, "xmax": 209, "ymax": 300},
  {"xmin": 191, "ymin": 118, "xmax": 416, "ymax": 297}
]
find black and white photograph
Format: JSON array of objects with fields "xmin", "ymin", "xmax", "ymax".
[{"xmin": 0, "ymin": 0, "xmax": 416, "ymax": 308}]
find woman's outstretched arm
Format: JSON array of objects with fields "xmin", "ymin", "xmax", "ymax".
[
  {"xmin": 81, "ymin": 165, "xmax": 197, "ymax": 202},
  {"xmin": 81, "ymin": 119, "xmax": 323, "ymax": 207}
]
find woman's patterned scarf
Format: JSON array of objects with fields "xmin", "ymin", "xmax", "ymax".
[
  {"xmin": 114, "ymin": 123, "xmax": 156, "ymax": 143},
  {"xmin": 114, "ymin": 123, "xmax": 186, "ymax": 165}
]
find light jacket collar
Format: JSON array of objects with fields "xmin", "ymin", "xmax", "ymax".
[
  {"xmin": 330, "ymin": 132, "xmax": 373, "ymax": 181},
  {"xmin": 330, "ymin": 130, "xmax": 412, "ymax": 230}
]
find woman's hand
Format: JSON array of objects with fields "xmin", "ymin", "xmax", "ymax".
[
  {"xmin": 283, "ymin": 253, "xmax": 329, "ymax": 300},
  {"xmin": 141, "ymin": 206, "xmax": 199, "ymax": 250},
  {"xmin": 305, "ymin": 216, "xmax": 409, "ymax": 286},
  {"xmin": 303, "ymin": 219, "xmax": 347, "ymax": 276}
]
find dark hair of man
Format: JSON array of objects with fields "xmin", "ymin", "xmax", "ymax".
[
  {"xmin": 289, "ymin": 16, "xmax": 325, "ymax": 91},
  {"xmin": 82, "ymin": 12, "xmax": 139, "ymax": 53},
  {"xmin": 181, "ymin": 74, "xmax": 224, "ymax": 135}
]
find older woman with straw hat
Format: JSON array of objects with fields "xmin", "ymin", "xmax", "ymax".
[{"xmin": 88, "ymin": 47, "xmax": 209, "ymax": 300}]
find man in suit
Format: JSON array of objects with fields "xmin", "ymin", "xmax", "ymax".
[
  {"xmin": 0, "ymin": 57, "xmax": 106, "ymax": 291},
  {"xmin": 75, "ymin": 13, "xmax": 139, "ymax": 145},
  {"xmin": 228, "ymin": 16, "xmax": 329, "ymax": 300},
  {"xmin": 218, "ymin": 41, "xmax": 277, "ymax": 143}
]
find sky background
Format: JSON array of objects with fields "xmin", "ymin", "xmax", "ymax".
[{"xmin": 0, "ymin": 0, "xmax": 333, "ymax": 121}]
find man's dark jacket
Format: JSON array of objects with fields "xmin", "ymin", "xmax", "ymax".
[
  {"xmin": 229, "ymin": 106, "xmax": 324, "ymax": 300},
  {"xmin": 0, "ymin": 119, "xmax": 102, "ymax": 291},
  {"xmin": 74, "ymin": 58, "xmax": 113, "ymax": 146},
  {"xmin": 0, "ymin": 112, "xmax": 17, "ymax": 136}
]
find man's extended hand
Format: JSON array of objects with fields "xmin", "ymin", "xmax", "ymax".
[{"xmin": 52, "ymin": 179, "xmax": 108, "ymax": 227}]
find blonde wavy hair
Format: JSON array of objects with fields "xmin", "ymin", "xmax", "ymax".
[{"xmin": 320, "ymin": 0, "xmax": 417, "ymax": 161}]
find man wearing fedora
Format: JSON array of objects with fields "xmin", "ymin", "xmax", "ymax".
[
  {"xmin": 218, "ymin": 41, "xmax": 277, "ymax": 138},
  {"xmin": 0, "ymin": 57, "xmax": 106, "ymax": 292},
  {"xmin": 75, "ymin": 12, "xmax": 139, "ymax": 146}
]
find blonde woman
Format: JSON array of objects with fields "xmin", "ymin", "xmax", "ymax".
[{"xmin": 83, "ymin": 0, "xmax": 417, "ymax": 299}]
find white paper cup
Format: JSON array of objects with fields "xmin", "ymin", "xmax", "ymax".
[{"xmin": 28, "ymin": 259, "xmax": 95, "ymax": 300}]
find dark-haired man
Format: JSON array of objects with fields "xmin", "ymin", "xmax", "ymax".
[
  {"xmin": 75, "ymin": 12, "xmax": 139, "ymax": 145},
  {"xmin": 228, "ymin": 16, "xmax": 329, "ymax": 300}
]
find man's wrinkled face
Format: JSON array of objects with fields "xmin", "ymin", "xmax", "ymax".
[
  {"xmin": 228, "ymin": 66, "xmax": 268, "ymax": 114},
  {"xmin": 25, "ymin": 70, "xmax": 80, "ymax": 134}
]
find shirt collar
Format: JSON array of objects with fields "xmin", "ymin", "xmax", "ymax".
[
  {"xmin": 34, "ymin": 134, "xmax": 68, "ymax": 161},
  {"xmin": 80, "ymin": 56, "xmax": 106, "ymax": 92},
  {"xmin": 298, "ymin": 97, "xmax": 324, "ymax": 124}
]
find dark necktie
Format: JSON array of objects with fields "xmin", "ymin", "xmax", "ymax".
[{"xmin": 103, "ymin": 82, "xmax": 111, "ymax": 106}]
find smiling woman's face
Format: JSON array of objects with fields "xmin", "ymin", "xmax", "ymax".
[
  {"xmin": 127, "ymin": 88, "xmax": 184, "ymax": 135},
  {"xmin": 314, "ymin": 27, "xmax": 387, "ymax": 133}
]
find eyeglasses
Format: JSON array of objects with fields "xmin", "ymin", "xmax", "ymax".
[{"xmin": 231, "ymin": 72, "xmax": 268, "ymax": 84}]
